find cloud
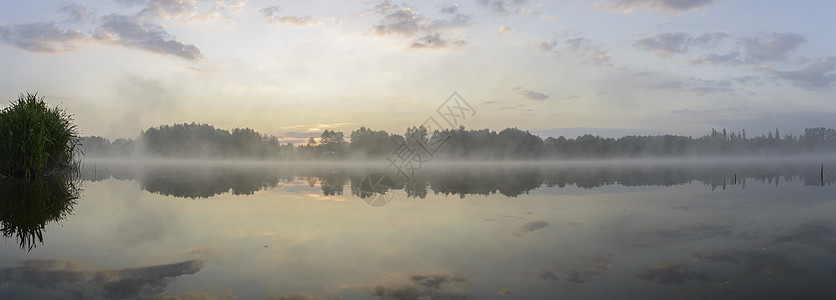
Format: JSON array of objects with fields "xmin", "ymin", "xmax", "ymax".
[
  {"xmin": 761, "ymin": 56, "xmax": 836, "ymax": 90},
  {"xmin": 410, "ymin": 32, "xmax": 468, "ymax": 49},
  {"xmin": 738, "ymin": 32, "xmax": 806, "ymax": 62},
  {"xmin": 188, "ymin": 1, "xmax": 245, "ymax": 25},
  {"xmin": 685, "ymin": 51, "xmax": 740, "ymax": 65},
  {"xmin": 545, "ymin": 37, "xmax": 614, "ymax": 66},
  {"xmin": 440, "ymin": 3, "xmax": 460, "ymax": 14},
  {"xmin": 94, "ymin": 14, "xmax": 204, "ymax": 61},
  {"xmin": 139, "ymin": 0, "xmax": 197, "ymax": 19},
  {"xmin": 498, "ymin": 26, "xmax": 513, "ymax": 35},
  {"xmin": 373, "ymin": 7, "xmax": 431, "ymax": 36},
  {"xmin": 59, "ymin": 3, "xmax": 94, "ymax": 23},
  {"xmin": 594, "ymin": 0, "xmax": 714, "ymax": 13},
  {"xmin": 370, "ymin": 1, "xmax": 471, "ymax": 50},
  {"xmin": 538, "ymin": 40, "xmax": 558, "ymax": 52},
  {"xmin": 260, "ymin": 6, "xmax": 338, "ymax": 26},
  {"xmin": 0, "ymin": 22, "xmax": 85, "ymax": 53},
  {"xmin": 513, "ymin": 87, "xmax": 549, "ymax": 101},
  {"xmin": 646, "ymin": 76, "xmax": 762, "ymax": 95},
  {"xmin": 688, "ymin": 32, "xmax": 805, "ymax": 66},
  {"xmin": 633, "ymin": 31, "xmax": 728, "ymax": 57},
  {"xmin": 476, "ymin": 0, "xmax": 529, "ymax": 14}
]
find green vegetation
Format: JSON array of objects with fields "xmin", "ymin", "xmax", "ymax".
[{"xmin": 0, "ymin": 93, "xmax": 80, "ymax": 179}]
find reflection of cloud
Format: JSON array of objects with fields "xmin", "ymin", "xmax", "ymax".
[
  {"xmin": 265, "ymin": 292, "xmax": 323, "ymax": 300},
  {"xmin": 0, "ymin": 259, "xmax": 204, "ymax": 299},
  {"xmin": 366, "ymin": 273, "xmax": 471, "ymax": 300},
  {"xmin": 635, "ymin": 262, "xmax": 726, "ymax": 285},
  {"xmin": 159, "ymin": 291, "xmax": 236, "ymax": 300},
  {"xmin": 743, "ymin": 253, "xmax": 804, "ymax": 279},
  {"xmin": 767, "ymin": 222, "xmax": 836, "ymax": 253},
  {"xmin": 650, "ymin": 223, "xmax": 732, "ymax": 240},
  {"xmin": 549, "ymin": 255, "xmax": 613, "ymax": 285},
  {"xmin": 538, "ymin": 270, "xmax": 558, "ymax": 282},
  {"xmin": 410, "ymin": 273, "xmax": 467, "ymax": 289},
  {"xmin": 514, "ymin": 220, "xmax": 549, "ymax": 236}
]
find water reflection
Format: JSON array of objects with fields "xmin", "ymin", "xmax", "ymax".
[
  {"xmin": 0, "ymin": 259, "xmax": 203, "ymax": 299},
  {"xmin": 81, "ymin": 160, "xmax": 836, "ymax": 199},
  {"xmin": 0, "ymin": 175, "xmax": 79, "ymax": 251}
]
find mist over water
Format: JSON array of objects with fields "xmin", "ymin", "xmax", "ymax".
[{"xmin": 1, "ymin": 147, "xmax": 836, "ymax": 299}]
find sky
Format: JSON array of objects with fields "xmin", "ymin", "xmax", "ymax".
[{"xmin": 1, "ymin": 0, "xmax": 835, "ymax": 143}]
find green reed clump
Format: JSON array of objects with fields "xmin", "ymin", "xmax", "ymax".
[{"xmin": 0, "ymin": 93, "xmax": 80, "ymax": 179}]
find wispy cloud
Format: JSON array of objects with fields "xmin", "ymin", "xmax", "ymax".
[
  {"xmin": 687, "ymin": 32, "xmax": 806, "ymax": 65},
  {"xmin": 0, "ymin": 22, "xmax": 85, "ymax": 53},
  {"xmin": 513, "ymin": 87, "xmax": 549, "ymax": 101},
  {"xmin": 760, "ymin": 56, "xmax": 836, "ymax": 90},
  {"xmin": 260, "ymin": 5, "xmax": 339, "ymax": 26},
  {"xmin": 633, "ymin": 31, "xmax": 728, "ymax": 57},
  {"xmin": 594, "ymin": 0, "xmax": 714, "ymax": 14}
]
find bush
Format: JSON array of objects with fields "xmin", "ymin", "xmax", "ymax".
[{"xmin": 0, "ymin": 93, "xmax": 80, "ymax": 179}]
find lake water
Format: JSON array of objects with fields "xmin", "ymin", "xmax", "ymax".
[{"xmin": 2, "ymin": 158, "xmax": 836, "ymax": 299}]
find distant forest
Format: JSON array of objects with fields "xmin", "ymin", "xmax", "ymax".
[{"xmin": 79, "ymin": 123, "xmax": 836, "ymax": 159}]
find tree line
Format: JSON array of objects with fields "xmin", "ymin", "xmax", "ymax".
[{"xmin": 79, "ymin": 123, "xmax": 836, "ymax": 159}]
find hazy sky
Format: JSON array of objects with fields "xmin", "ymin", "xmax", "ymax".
[{"xmin": 2, "ymin": 0, "xmax": 835, "ymax": 143}]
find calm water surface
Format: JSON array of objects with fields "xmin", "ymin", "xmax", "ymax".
[{"xmin": 2, "ymin": 158, "xmax": 836, "ymax": 299}]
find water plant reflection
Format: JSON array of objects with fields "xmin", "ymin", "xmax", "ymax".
[{"xmin": 0, "ymin": 174, "xmax": 80, "ymax": 251}]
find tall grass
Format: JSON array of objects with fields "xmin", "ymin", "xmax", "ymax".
[{"xmin": 0, "ymin": 93, "xmax": 80, "ymax": 180}]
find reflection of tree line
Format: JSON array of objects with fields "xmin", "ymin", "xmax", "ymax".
[{"xmin": 81, "ymin": 162, "xmax": 836, "ymax": 199}]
